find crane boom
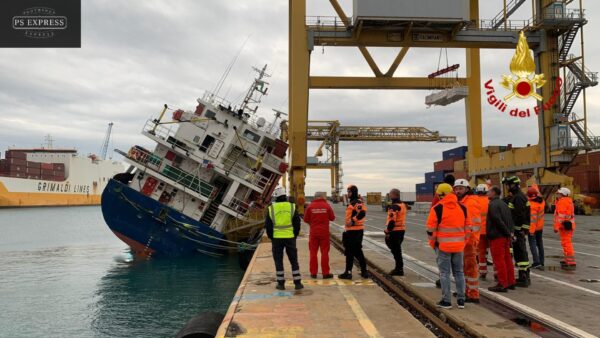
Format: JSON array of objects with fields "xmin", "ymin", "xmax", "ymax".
[{"xmin": 100, "ymin": 122, "xmax": 113, "ymax": 160}]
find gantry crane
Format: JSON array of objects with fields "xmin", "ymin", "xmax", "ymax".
[
  {"xmin": 288, "ymin": 0, "xmax": 598, "ymax": 209},
  {"xmin": 306, "ymin": 120, "xmax": 457, "ymax": 201}
]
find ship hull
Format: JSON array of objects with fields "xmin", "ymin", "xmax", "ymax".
[
  {"xmin": 101, "ymin": 179, "xmax": 241, "ymax": 257},
  {"xmin": 0, "ymin": 180, "xmax": 101, "ymax": 207}
]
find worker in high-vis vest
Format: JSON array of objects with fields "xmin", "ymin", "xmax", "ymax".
[
  {"xmin": 384, "ymin": 188, "xmax": 407, "ymax": 276},
  {"xmin": 474, "ymin": 184, "xmax": 491, "ymax": 280},
  {"xmin": 527, "ymin": 187, "xmax": 546, "ymax": 270},
  {"xmin": 426, "ymin": 183, "xmax": 469, "ymax": 309},
  {"xmin": 502, "ymin": 176, "xmax": 531, "ymax": 287},
  {"xmin": 339, "ymin": 185, "xmax": 368, "ymax": 280},
  {"xmin": 554, "ymin": 187, "xmax": 576, "ymax": 270},
  {"xmin": 265, "ymin": 186, "xmax": 303, "ymax": 290},
  {"xmin": 454, "ymin": 179, "xmax": 482, "ymax": 303}
]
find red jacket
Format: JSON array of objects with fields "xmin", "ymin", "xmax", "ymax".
[{"xmin": 304, "ymin": 198, "xmax": 335, "ymax": 236}]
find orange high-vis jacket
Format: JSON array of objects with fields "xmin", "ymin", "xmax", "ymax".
[
  {"xmin": 426, "ymin": 193, "xmax": 469, "ymax": 253},
  {"xmin": 345, "ymin": 200, "xmax": 367, "ymax": 231},
  {"xmin": 529, "ymin": 199, "xmax": 545, "ymax": 234},
  {"xmin": 386, "ymin": 202, "xmax": 407, "ymax": 232},
  {"xmin": 475, "ymin": 195, "xmax": 489, "ymax": 236},
  {"xmin": 461, "ymin": 194, "xmax": 482, "ymax": 245},
  {"xmin": 554, "ymin": 197, "xmax": 575, "ymax": 231}
]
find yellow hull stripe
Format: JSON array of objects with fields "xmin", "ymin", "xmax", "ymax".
[{"xmin": 0, "ymin": 182, "xmax": 100, "ymax": 207}]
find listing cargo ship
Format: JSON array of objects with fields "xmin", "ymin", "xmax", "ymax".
[
  {"xmin": 0, "ymin": 148, "xmax": 123, "ymax": 207},
  {"xmin": 101, "ymin": 65, "xmax": 288, "ymax": 258}
]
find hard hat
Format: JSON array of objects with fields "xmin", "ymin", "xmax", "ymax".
[
  {"xmin": 436, "ymin": 183, "xmax": 453, "ymax": 197},
  {"xmin": 557, "ymin": 187, "xmax": 571, "ymax": 196},
  {"xmin": 453, "ymin": 179, "xmax": 470, "ymax": 188},
  {"xmin": 475, "ymin": 184, "xmax": 488, "ymax": 194},
  {"xmin": 272, "ymin": 186, "xmax": 286, "ymax": 198},
  {"xmin": 527, "ymin": 187, "xmax": 540, "ymax": 198},
  {"xmin": 502, "ymin": 176, "xmax": 521, "ymax": 185}
]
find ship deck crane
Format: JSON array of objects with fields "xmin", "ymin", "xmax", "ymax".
[
  {"xmin": 306, "ymin": 120, "xmax": 456, "ymax": 201},
  {"xmin": 288, "ymin": 0, "xmax": 598, "ymax": 210},
  {"xmin": 100, "ymin": 122, "xmax": 113, "ymax": 160}
]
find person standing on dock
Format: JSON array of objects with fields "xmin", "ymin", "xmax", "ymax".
[
  {"xmin": 265, "ymin": 186, "xmax": 304, "ymax": 290},
  {"xmin": 339, "ymin": 185, "xmax": 368, "ymax": 280},
  {"xmin": 527, "ymin": 187, "xmax": 546, "ymax": 270},
  {"xmin": 474, "ymin": 184, "xmax": 491, "ymax": 280},
  {"xmin": 486, "ymin": 186, "xmax": 515, "ymax": 292},
  {"xmin": 384, "ymin": 188, "xmax": 406, "ymax": 276},
  {"xmin": 454, "ymin": 179, "xmax": 482, "ymax": 303},
  {"xmin": 553, "ymin": 187, "xmax": 576, "ymax": 270},
  {"xmin": 431, "ymin": 174, "xmax": 456, "ymax": 207},
  {"xmin": 426, "ymin": 183, "xmax": 468, "ymax": 309},
  {"xmin": 304, "ymin": 191, "xmax": 335, "ymax": 279},
  {"xmin": 502, "ymin": 176, "xmax": 531, "ymax": 287}
]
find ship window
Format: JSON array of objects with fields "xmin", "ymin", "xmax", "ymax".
[
  {"xmin": 243, "ymin": 129, "xmax": 260, "ymax": 143},
  {"xmin": 193, "ymin": 135, "xmax": 201, "ymax": 144},
  {"xmin": 205, "ymin": 110, "xmax": 216, "ymax": 119},
  {"xmin": 200, "ymin": 135, "xmax": 215, "ymax": 152}
]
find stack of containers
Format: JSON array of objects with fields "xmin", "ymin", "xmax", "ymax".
[
  {"xmin": 26, "ymin": 161, "xmax": 41, "ymax": 179},
  {"xmin": 4, "ymin": 151, "xmax": 28, "ymax": 178},
  {"xmin": 415, "ymin": 146, "xmax": 469, "ymax": 203},
  {"xmin": 53, "ymin": 163, "xmax": 66, "ymax": 181},
  {"xmin": 40, "ymin": 163, "xmax": 54, "ymax": 181}
]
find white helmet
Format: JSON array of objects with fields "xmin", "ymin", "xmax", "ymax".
[
  {"xmin": 557, "ymin": 187, "xmax": 571, "ymax": 196},
  {"xmin": 475, "ymin": 184, "xmax": 488, "ymax": 194},
  {"xmin": 453, "ymin": 179, "xmax": 470, "ymax": 188},
  {"xmin": 272, "ymin": 186, "xmax": 286, "ymax": 198}
]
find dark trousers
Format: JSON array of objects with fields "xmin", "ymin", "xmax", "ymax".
[
  {"xmin": 385, "ymin": 230, "xmax": 405, "ymax": 271},
  {"xmin": 272, "ymin": 238, "xmax": 301, "ymax": 284},
  {"xmin": 513, "ymin": 230, "xmax": 530, "ymax": 280},
  {"xmin": 343, "ymin": 230, "xmax": 367, "ymax": 273},
  {"xmin": 527, "ymin": 230, "xmax": 545, "ymax": 266}
]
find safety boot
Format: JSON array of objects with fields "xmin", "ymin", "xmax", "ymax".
[
  {"xmin": 479, "ymin": 273, "xmax": 487, "ymax": 281},
  {"xmin": 338, "ymin": 272, "xmax": 352, "ymax": 280},
  {"xmin": 294, "ymin": 281, "xmax": 304, "ymax": 290},
  {"xmin": 275, "ymin": 282, "xmax": 285, "ymax": 290},
  {"xmin": 360, "ymin": 270, "xmax": 369, "ymax": 279},
  {"xmin": 390, "ymin": 269, "xmax": 404, "ymax": 276},
  {"xmin": 516, "ymin": 271, "xmax": 530, "ymax": 287}
]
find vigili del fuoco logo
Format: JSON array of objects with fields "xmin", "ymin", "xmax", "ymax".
[{"xmin": 484, "ymin": 31, "xmax": 562, "ymax": 118}]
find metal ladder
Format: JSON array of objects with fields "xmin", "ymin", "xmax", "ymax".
[
  {"xmin": 559, "ymin": 21, "xmax": 583, "ymax": 62},
  {"xmin": 490, "ymin": 0, "xmax": 527, "ymax": 30},
  {"xmin": 562, "ymin": 57, "xmax": 598, "ymax": 117}
]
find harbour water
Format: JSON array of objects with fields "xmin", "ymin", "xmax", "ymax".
[{"xmin": 0, "ymin": 206, "xmax": 244, "ymax": 338}]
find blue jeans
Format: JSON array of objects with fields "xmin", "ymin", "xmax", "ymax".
[
  {"xmin": 528, "ymin": 230, "xmax": 544, "ymax": 266},
  {"xmin": 436, "ymin": 248, "xmax": 465, "ymax": 303}
]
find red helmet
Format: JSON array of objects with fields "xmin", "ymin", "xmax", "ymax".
[{"xmin": 527, "ymin": 187, "xmax": 540, "ymax": 198}]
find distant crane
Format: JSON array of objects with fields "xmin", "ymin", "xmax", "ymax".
[{"xmin": 100, "ymin": 122, "xmax": 113, "ymax": 160}]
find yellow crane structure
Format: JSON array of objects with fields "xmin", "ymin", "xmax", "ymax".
[
  {"xmin": 306, "ymin": 120, "xmax": 457, "ymax": 201},
  {"xmin": 288, "ymin": 0, "xmax": 598, "ymax": 210}
]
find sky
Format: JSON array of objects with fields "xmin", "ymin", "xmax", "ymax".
[{"xmin": 1, "ymin": 0, "xmax": 599, "ymax": 196}]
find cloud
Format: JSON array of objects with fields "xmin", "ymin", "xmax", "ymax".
[{"xmin": 1, "ymin": 0, "xmax": 599, "ymax": 197}]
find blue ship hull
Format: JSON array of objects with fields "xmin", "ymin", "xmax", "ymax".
[{"xmin": 101, "ymin": 179, "xmax": 252, "ymax": 258}]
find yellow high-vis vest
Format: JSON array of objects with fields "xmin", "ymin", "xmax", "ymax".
[{"xmin": 268, "ymin": 202, "xmax": 296, "ymax": 238}]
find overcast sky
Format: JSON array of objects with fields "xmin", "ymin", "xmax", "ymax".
[{"xmin": 1, "ymin": 0, "xmax": 599, "ymax": 196}]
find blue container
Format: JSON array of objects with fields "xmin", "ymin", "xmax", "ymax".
[
  {"xmin": 416, "ymin": 182, "xmax": 434, "ymax": 194},
  {"xmin": 424, "ymin": 170, "xmax": 446, "ymax": 184},
  {"xmin": 442, "ymin": 146, "xmax": 468, "ymax": 160}
]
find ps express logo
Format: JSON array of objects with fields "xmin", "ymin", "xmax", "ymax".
[{"xmin": 12, "ymin": 7, "xmax": 67, "ymax": 39}]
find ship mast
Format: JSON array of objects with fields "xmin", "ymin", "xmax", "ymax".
[
  {"xmin": 43, "ymin": 134, "xmax": 54, "ymax": 149},
  {"xmin": 239, "ymin": 64, "xmax": 271, "ymax": 115}
]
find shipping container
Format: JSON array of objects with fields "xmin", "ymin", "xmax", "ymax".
[
  {"xmin": 28, "ymin": 175, "xmax": 40, "ymax": 180},
  {"xmin": 7, "ymin": 158, "xmax": 27, "ymax": 166},
  {"xmin": 416, "ymin": 182, "xmax": 435, "ymax": 194},
  {"xmin": 41, "ymin": 163, "xmax": 54, "ymax": 170},
  {"xmin": 453, "ymin": 159, "xmax": 467, "ymax": 172},
  {"xmin": 41, "ymin": 169, "xmax": 54, "ymax": 176},
  {"xmin": 41, "ymin": 174, "xmax": 55, "ymax": 180},
  {"xmin": 442, "ymin": 146, "xmax": 468, "ymax": 161},
  {"xmin": 8, "ymin": 164, "xmax": 27, "ymax": 173},
  {"xmin": 26, "ymin": 167, "xmax": 41, "ymax": 175},
  {"xmin": 307, "ymin": 156, "xmax": 319, "ymax": 165},
  {"xmin": 425, "ymin": 170, "xmax": 446, "ymax": 183},
  {"xmin": 6, "ymin": 150, "xmax": 27, "ymax": 159},
  {"xmin": 433, "ymin": 158, "xmax": 455, "ymax": 172},
  {"xmin": 400, "ymin": 192, "xmax": 416, "ymax": 202},
  {"xmin": 52, "ymin": 163, "xmax": 65, "ymax": 171},
  {"xmin": 366, "ymin": 192, "xmax": 382, "ymax": 205},
  {"xmin": 452, "ymin": 171, "xmax": 469, "ymax": 180},
  {"xmin": 353, "ymin": 0, "xmax": 470, "ymax": 23},
  {"xmin": 416, "ymin": 193, "xmax": 434, "ymax": 203},
  {"xmin": 27, "ymin": 161, "xmax": 41, "ymax": 169}
]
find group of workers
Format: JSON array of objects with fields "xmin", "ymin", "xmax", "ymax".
[{"xmin": 264, "ymin": 176, "xmax": 578, "ymax": 310}]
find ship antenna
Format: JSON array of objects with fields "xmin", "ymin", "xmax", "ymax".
[
  {"xmin": 269, "ymin": 109, "xmax": 288, "ymax": 133},
  {"xmin": 240, "ymin": 64, "xmax": 271, "ymax": 115},
  {"xmin": 212, "ymin": 35, "xmax": 251, "ymax": 100},
  {"xmin": 44, "ymin": 134, "xmax": 54, "ymax": 149}
]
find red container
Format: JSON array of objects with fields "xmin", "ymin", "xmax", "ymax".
[
  {"xmin": 6, "ymin": 150, "xmax": 27, "ymax": 159},
  {"xmin": 27, "ymin": 161, "xmax": 41, "ymax": 169},
  {"xmin": 26, "ymin": 167, "xmax": 41, "ymax": 175},
  {"xmin": 416, "ymin": 193, "xmax": 434, "ymax": 203},
  {"xmin": 28, "ymin": 175, "xmax": 40, "ymax": 180},
  {"xmin": 54, "ymin": 175, "xmax": 65, "ymax": 181},
  {"xmin": 7, "ymin": 158, "xmax": 27, "ymax": 166},
  {"xmin": 41, "ymin": 169, "xmax": 54, "ymax": 176},
  {"xmin": 10, "ymin": 172, "xmax": 27, "ymax": 178},
  {"xmin": 52, "ymin": 163, "xmax": 65, "ymax": 171},
  {"xmin": 41, "ymin": 174, "xmax": 54, "ymax": 180},
  {"xmin": 40, "ymin": 163, "xmax": 54, "ymax": 170},
  {"xmin": 433, "ymin": 158, "xmax": 455, "ymax": 172},
  {"xmin": 9, "ymin": 164, "xmax": 27, "ymax": 172},
  {"xmin": 452, "ymin": 171, "xmax": 469, "ymax": 180}
]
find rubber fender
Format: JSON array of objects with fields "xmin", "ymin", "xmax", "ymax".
[{"xmin": 176, "ymin": 312, "xmax": 225, "ymax": 338}]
